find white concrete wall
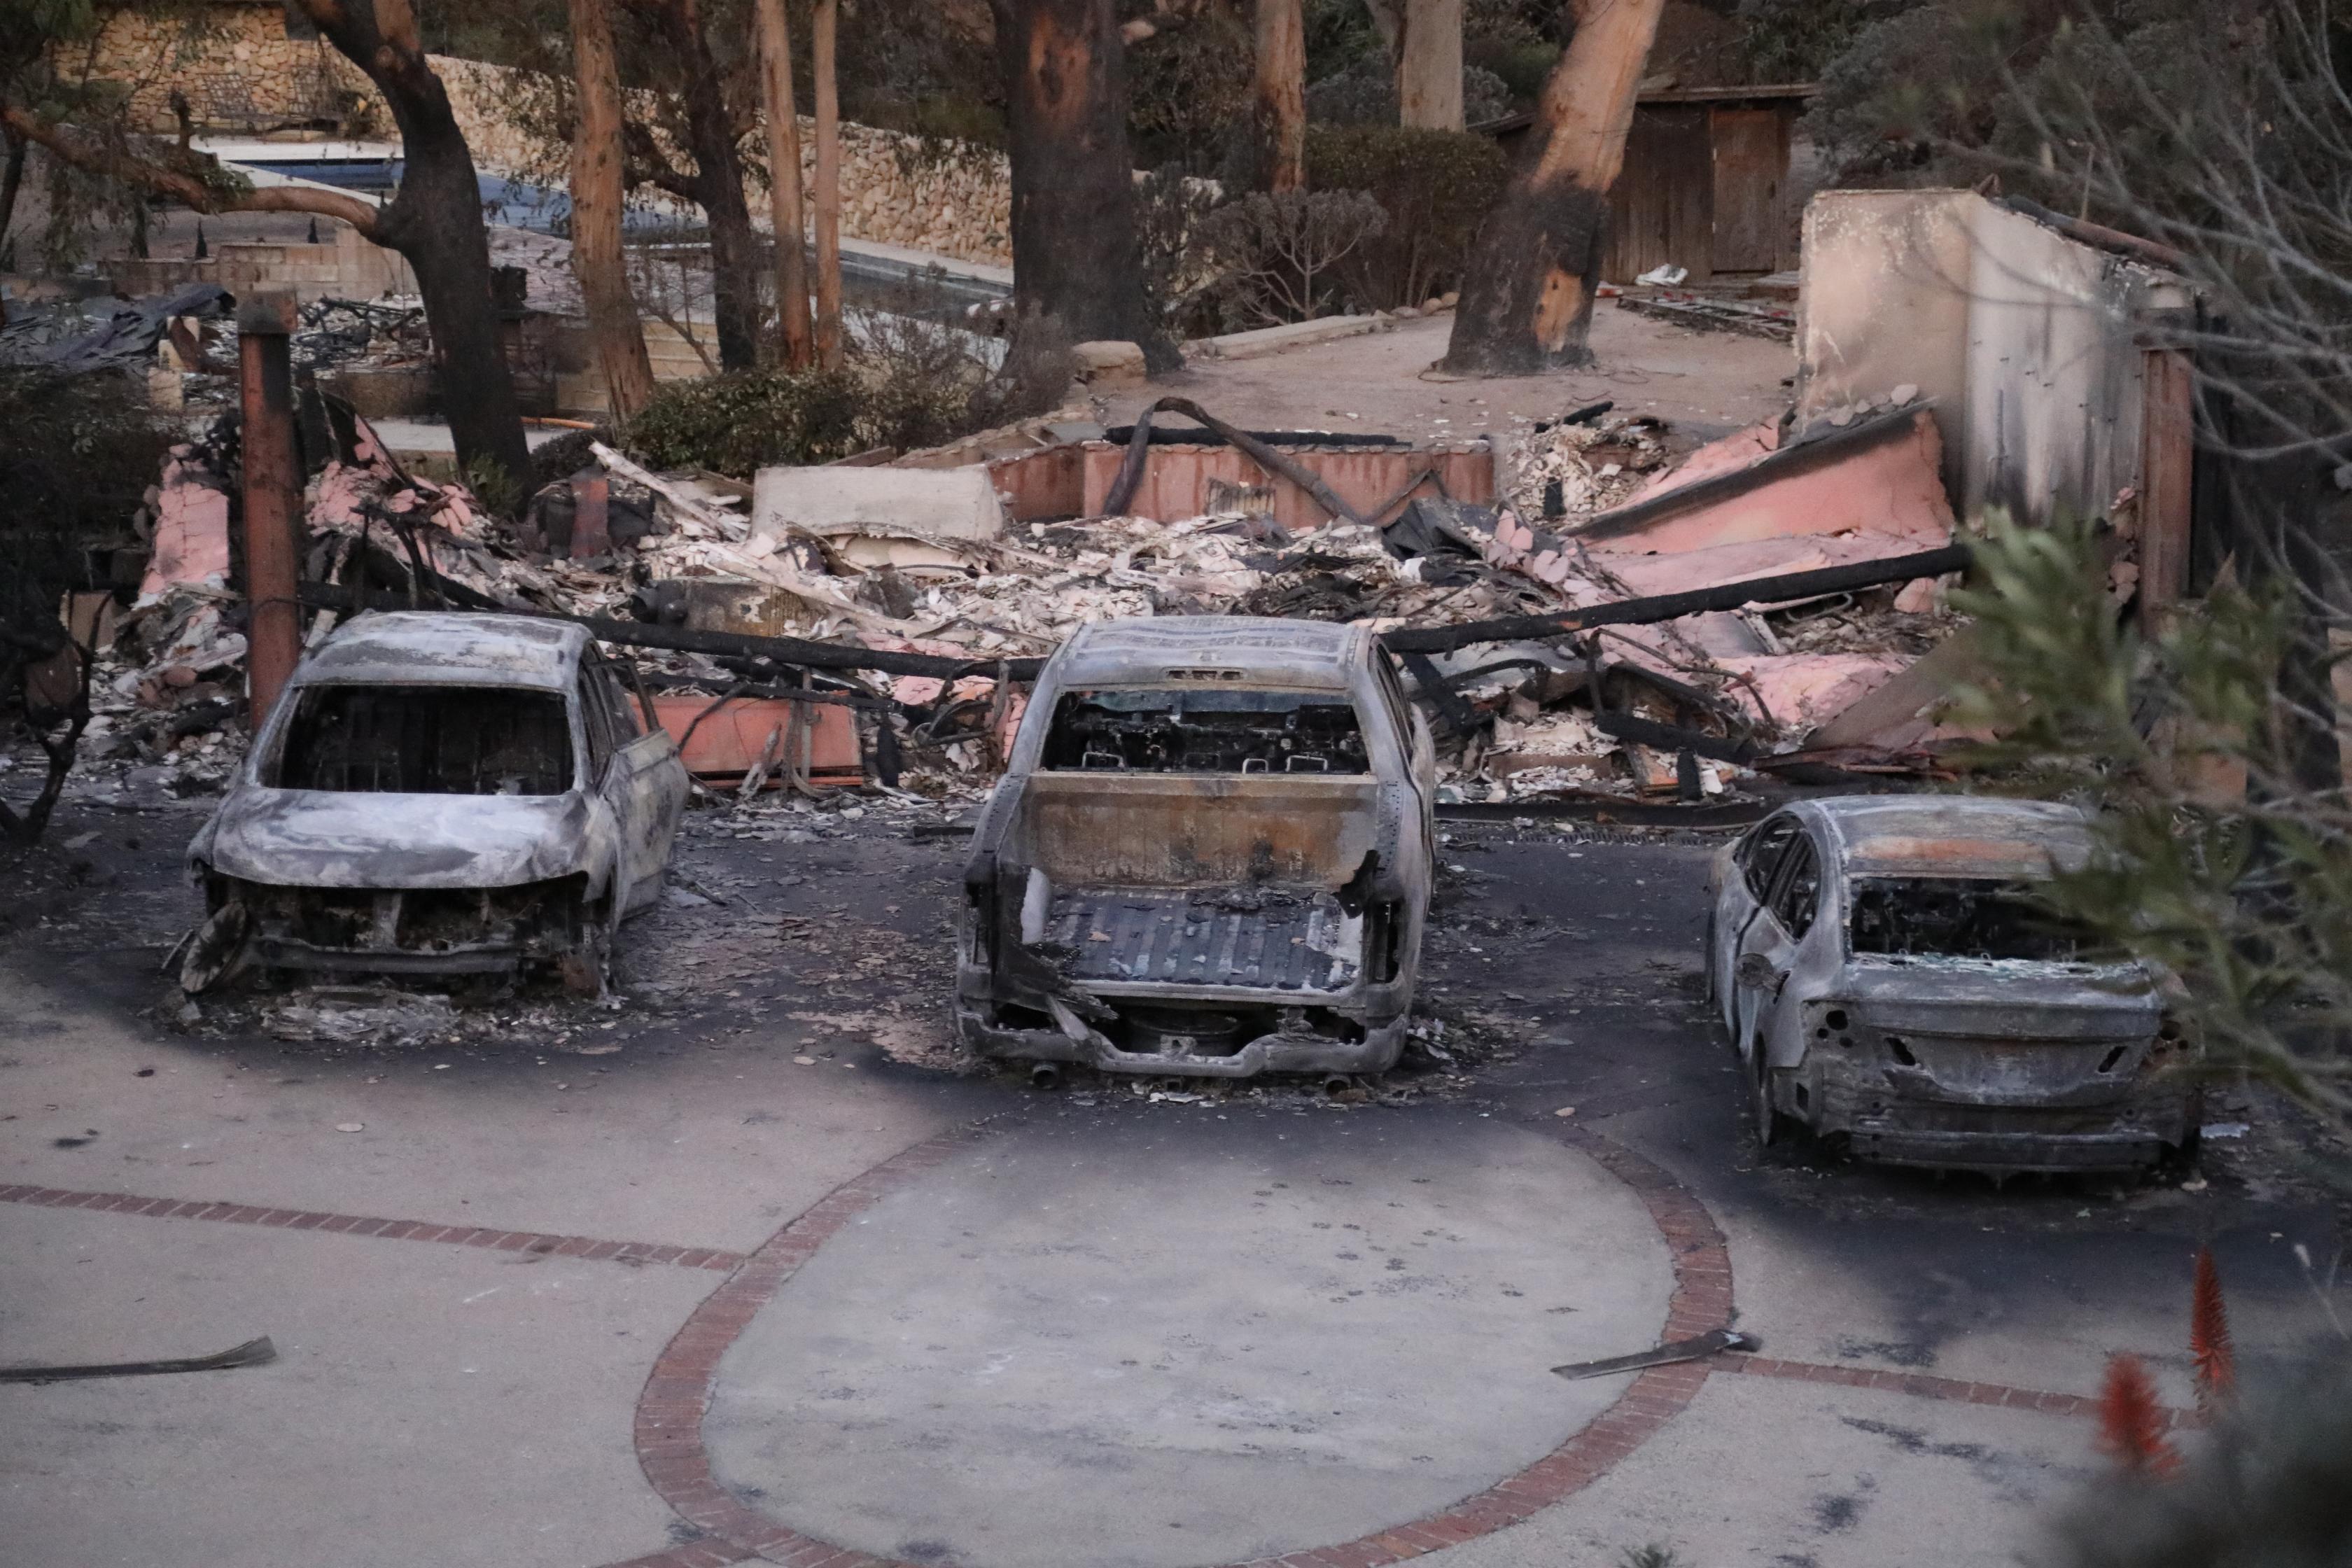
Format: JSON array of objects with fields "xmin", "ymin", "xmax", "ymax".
[{"xmin": 1795, "ymin": 188, "xmax": 2183, "ymax": 524}]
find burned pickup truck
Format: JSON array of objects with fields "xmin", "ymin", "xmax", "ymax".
[
  {"xmin": 1707, "ymin": 797, "xmax": 2201, "ymax": 1173},
  {"xmin": 183, "ymin": 612, "xmax": 688, "ymax": 992},
  {"xmin": 958, "ymin": 617, "xmax": 1434, "ymax": 1079}
]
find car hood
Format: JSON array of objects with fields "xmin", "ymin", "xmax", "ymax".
[
  {"xmin": 192, "ymin": 787, "xmax": 606, "ymax": 889},
  {"xmin": 1840, "ymin": 956, "xmax": 2160, "ymax": 1039}
]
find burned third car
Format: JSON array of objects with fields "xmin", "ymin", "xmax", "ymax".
[
  {"xmin": 183, "ymin": 612, "xmax": 688, "ymax": 993},
  {"xmin": 1705, "ymin": 797, "xmax": 2201, "ymax": 1173},
  {"xmin": 958, "ymin": 617, "xmax": 1433, "ymax": 1079}
]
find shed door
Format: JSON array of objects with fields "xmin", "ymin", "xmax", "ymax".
[{"xmin": 1709, "ymin": 106, "xmax": 1786, "ymax": 274}]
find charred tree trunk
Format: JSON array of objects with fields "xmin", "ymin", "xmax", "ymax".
[
  {"xmin": 659, "ymin": 0, "xmax": 760, "ymax": 372},
  {"xmin": 0, "ymin": 124, "xmax": 27, "ymax": 273},
  {"xmin": 282, "ymin": 1, "xmax": 531, "ymax": 493},
  {"xmin": 754, "ymin": 0, "xmax": 813, "ymax": 368},
  {"xmin": 812, "ymin": 0, "xmax": 844, "ymax": 371},
  {"xmin": 1394, "ymin": 0, "xmax": 1463, "ymax": 132},
  {"xmin": 1253, "ymin": 0, "xmax": 1305, "ymax": 192},
  {"xmin": 568, "ymin": 0, "xmax": 656, "ymax": 420},
  {"xmin": 1441, "ymin": 0, "xmax": 1662, "ymax": 376},
  {"xmin": 988, "ymin": 0, "xmax": 1170, "ymax": 368}
]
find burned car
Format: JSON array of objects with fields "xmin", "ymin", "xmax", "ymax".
[
  {"xmin": 1705, "ymin": 797, "xmax": 2199, "ymax": 1172},
  {"xmin": 184, "ymin": 612, "xmax": 688, "ymax": 991},
  {"xmin": 958, "ymin": 616, "xmax": 1434, "ymax": 1079}
]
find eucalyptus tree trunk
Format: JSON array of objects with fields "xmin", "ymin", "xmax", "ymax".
[
  {"xmin": 755, "ymin": 0, "xmax": 814, "ymax": 367},
  {"xmin": 1442, "ymin": 0, "xmax": 1663, "ymax": 374},
  {"xmin": 568, "ymin": 0, "xmax": 656, "ymax": 419}
]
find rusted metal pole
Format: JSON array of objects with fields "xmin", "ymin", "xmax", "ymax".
[{"xmin": 238, "ymin": 291, "xmax": 303, "ymax": 727}]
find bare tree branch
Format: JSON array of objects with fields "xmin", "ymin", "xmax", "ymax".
[{"xmin": 0, "ymin": 105, "xmax": 385, "ymax": 238}]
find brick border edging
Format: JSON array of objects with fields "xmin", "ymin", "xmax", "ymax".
[
  {"xmin": 0, "ymin": 1183, "xmax": 746, "ymax": 1272},
  {"xmin": 1714, "ymin": 1351, "xmax": 2197, "ymax": 1429},
  {"xmin": 613, "ymin": 1123, "xmax": 1735, "ymax": 1568}
]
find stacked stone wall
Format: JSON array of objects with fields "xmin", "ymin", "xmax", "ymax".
[
  {"xmin": 90, "ymin": 6, "xmax": 377, "ymax": 132},
  {"xmin": 84, "ymin": 18, "xmax": 1015, "ymax": 270},
  {"xmin": 432, "ymin": 57, "xmax": 1014, "ymax": 270}
]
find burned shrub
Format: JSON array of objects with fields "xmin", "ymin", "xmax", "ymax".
[
  {"xmin": 1304, "ymin": 125, "xmax": 1508, "ymax": 309},
  {"xmin": 0, "ymin": 366, "xmax": 175, "ymax": 844},
  {"xmin": 1195, "ymin": 189, "xmax": 1390, "ymax": 328}
]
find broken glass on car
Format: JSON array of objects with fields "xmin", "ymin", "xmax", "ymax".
[
  {"xmin": 273, "ymin": 685, "xmax": 574, "ymax": 795},
  {"xmin": 1040, "ymin": 688, "xmax": 1370, "ymax": 774},
  {"xmin": 1847, "ymin": 877, "xmax": 2087, "ymax": 961}
]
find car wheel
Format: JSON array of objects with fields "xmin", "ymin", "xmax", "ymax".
[
  {"xmin": 1701, "ymin": 913, "xmax": 1719, "ymax": 1014},
  {"xmin": 1750, "ymin": 1039, "xmax": 1791, "ymax": 1149},
  {"xmin": 558, "ymin": 898, "xmax": 617, "ymax": 997},
  {"xmin": 179, "ymin": 902, "xmax": 250, "ymax": 995}
]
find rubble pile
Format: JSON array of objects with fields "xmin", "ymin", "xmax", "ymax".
[
  {"xmin": 1498, "ymin": 411, "xmax": 1672, "ymax": 524},
  {"xmin": 47, "ymin": 359, "xmax": 1978, "ymax": 816}
]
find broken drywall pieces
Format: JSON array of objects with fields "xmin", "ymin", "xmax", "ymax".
[{"xmin": 752, "ymin": 463, "xmax": 1007, "ymax": 542}]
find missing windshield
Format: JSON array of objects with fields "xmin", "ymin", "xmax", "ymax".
[
  {"xmin": 1849, "ymin": 877, "xmax": 2089, "ymax": 961},
  {"xmin": 274, "ymin": 686, "xmax": 573, "ymax": 795},
  {"xmin": 1042, "ymin": 687, "xmax": 1369, "ymax": 774}
]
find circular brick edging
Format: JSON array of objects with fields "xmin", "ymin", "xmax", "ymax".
[{"xmin": 608, "ymin": 1122, "xmax": 1736, "ymax": 1568}]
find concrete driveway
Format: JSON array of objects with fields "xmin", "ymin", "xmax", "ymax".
[{"xmin": 2, "ymin": 796, "xmax": 2344, "ymax": 1568}]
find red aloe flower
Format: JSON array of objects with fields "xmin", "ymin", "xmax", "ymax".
[
  {"xmin": 2191, "ymin": 1246, "xmax": 2235, "ymax": 1413},
  {"xmin": 2097, "ymin": 1352, "xmax": 2181, "ymax": 1476}
]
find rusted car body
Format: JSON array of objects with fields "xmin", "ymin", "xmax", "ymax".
[
  {"xmin": 1705, "ymin": 797, "xmax": 2199, "ymax": 1172},
  {"xmin": 186, "ymin": 612, "xmax": 688, "ymax": 986},
  {"xmin": 957, "ymin": 617, "xmax": 1434, "ymax": 1078}
]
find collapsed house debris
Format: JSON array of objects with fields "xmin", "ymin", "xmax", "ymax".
[{"xmin": 36, "ymin": 188, "xmax": 2205, "ymax": 843}]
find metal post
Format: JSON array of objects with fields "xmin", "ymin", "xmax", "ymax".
[{"xmin": 238, "ymin": 291, "xmax": 302, "ymax": 727}]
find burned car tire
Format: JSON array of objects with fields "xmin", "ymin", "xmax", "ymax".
[
  {"xmin": 178, "ymin": 902, "xmax": 251, "ymax": 995},
  {"xmin": 1750, "ymin": 1042, "xmax": 1793, "ymax": 1149},
  {"xmin": 556, "ymin": 898, "xmax": 619, "ymax": 997}
]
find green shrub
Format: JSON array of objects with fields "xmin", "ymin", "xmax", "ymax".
[
  {"xmin": 623, "ymin": 368, "xmax": 869, "ymax": 475},
  {"xmin": 0, "ymin": 366, "xmax": 173, "ymax": 641},
  {"xmin": 1305, "ymin": 124, "xmax": 1509, "ymax": 309},
  {"xmin": 622, "ymin": 289, "xmax": 1077, "ymax": 477}
]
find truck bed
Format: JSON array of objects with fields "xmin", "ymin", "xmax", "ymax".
[{"xmin": 1044, "ymin": 886, "xmax": 1361, "ymax": 991}]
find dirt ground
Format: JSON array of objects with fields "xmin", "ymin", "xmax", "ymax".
[{"xmin": 1102, "ymin": 304, "xmax": 1795, "ymax": 453}]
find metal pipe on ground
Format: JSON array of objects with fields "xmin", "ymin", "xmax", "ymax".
[{"xmin": 1103, "ymin": 397, "xmax": 1373, "ymax": 526}]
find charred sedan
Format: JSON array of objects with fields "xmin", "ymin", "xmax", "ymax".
[
  {"xmin": 958, "ymin": 617, "xmax": 1434, "ymax": 1079},
  {"xmin": 1705, "ymin": 797, "xmax": 2199, "ymax": 1173},
  {"xmin": 184, "ymin": 612, "xmax": 688, "ymax": 991}
]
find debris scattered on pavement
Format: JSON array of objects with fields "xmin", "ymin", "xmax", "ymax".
[
  {"xmin": 0, "ymin": 1336, "xmax": 278, "ymax": 1385},
  {"xmin": 1550, "ymin": 1326, "xmax": 1758, "ymax": 1381}
]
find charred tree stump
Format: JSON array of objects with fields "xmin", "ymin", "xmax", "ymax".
[
  {"xmin": 989, "ymin": 0, "xmax": 1172, "ymax": 369},
  {"xmin": 1441, "ymin": 0, "xmax": 1664, "ymax": 377}
]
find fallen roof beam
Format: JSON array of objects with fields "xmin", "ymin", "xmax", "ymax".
[
  {"xmin": 303, "ymin": 542, "xmax": 1970, "ymax": 682},
  {"xmin": 297, "ymin": 582, "xmax": 1047, "ymax": 681},
  {"xmin": 1379, "ymin": 543, "xmax": 1973, "ymax": 654}
]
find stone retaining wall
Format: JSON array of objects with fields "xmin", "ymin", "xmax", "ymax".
[
  {"xmin": 431, "ymin": 57, "xmax": 1014, "ymax": 270},
  {"xmin": 92, "ymin": 4, "xmax": 376, "ymax": 133}
]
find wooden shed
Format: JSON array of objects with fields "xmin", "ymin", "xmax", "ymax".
[{"xmin": 1477, "ymin": 83, "xmax": 1816, "ymax": 285}]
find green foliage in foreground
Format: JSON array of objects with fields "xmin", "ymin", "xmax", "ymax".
[{"xmin": 1947, "ymin": 510, "xmax": 2352, "ymax": 1141}]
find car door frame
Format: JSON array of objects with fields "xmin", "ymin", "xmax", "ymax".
[
  {"xmin": 1730, "ymin": 823, "xmax": 1823, "ymax": 1070},
  {"xmin": 582, "ymin": 654, "xmax": 687, "ymax": 916},
  {"xmin": 1714, "ymin": 811, "xmax": 1801, "ymax": 1037}
]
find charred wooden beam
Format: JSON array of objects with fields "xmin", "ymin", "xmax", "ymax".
[{"xmin": 1379, "ymin": 543, "xmax": 1973, "ymax": 654}]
